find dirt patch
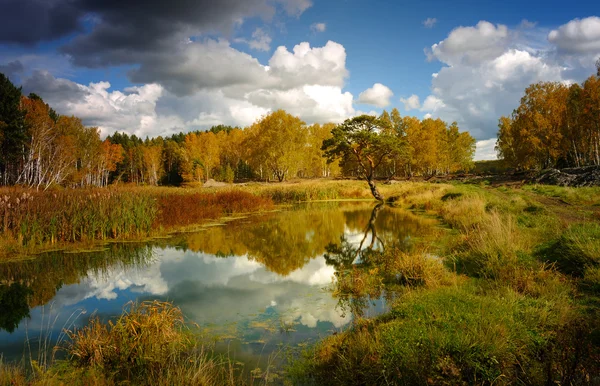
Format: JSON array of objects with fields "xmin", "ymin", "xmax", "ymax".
[{"xmin": 202, "ymin": 179, "xmax": 230, "ymax": 188}]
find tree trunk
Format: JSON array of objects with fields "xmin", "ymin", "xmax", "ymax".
[{"xmin": 366, "ymin": 177, "xmax": 384, "ymax": 201}]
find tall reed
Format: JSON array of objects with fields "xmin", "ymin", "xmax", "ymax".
[{"xmin": 0, "ymin": 187, "xmax": 273, "ymax": 256}]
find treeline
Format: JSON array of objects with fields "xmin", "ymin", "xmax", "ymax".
[
  {"xmin": 0, "ymin": 73, "xmax": 476, "ymax": 188},
  {"xmin": 0, "ymin": 74, "xmax": 123, "ymax": 188},
  {"xmin": 497, "ymin": 67, "xmax": 600, "ymax": 170}
]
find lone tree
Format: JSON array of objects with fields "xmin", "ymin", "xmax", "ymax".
[{"xmin": 322, "ymin": 115, "xmax": 404, "ymax": 201}]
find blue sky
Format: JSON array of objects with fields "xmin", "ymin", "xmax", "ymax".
[{"xmin": 1, "ymin": 0, "xmax": 599, "ymax": 159}]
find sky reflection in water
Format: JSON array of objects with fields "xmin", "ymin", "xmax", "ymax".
[{"xmin": 0, "ymin": 201, "xmax": 438, "ymax": 363}]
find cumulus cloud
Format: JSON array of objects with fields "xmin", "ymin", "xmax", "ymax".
[
  {"xmin": 423, "ymin": 18, "xmax": 437, "ymax": 28},
  {"xmin": 548, "ymin": 16, "xmax": 600, "ymax": 55},
  {"xmin": 0, "ymin": 0, "xmax": 312, "ymax": 55},
  {"xmin": 0, "ymin": 0, "xmax": 82, "ymax": 45},
  {"xmin": 357, "ymin": 83, "xmax": 393, "ymax": 107},
  {"xmin": 427, "ymin": 21, "xmax": 509, "ymax": 65},
  {"xmin": 474, "ymin": 138, "xmax": 498, "ymax": 161},
  {"xmin": 0, "ymin": 60, "xmax": 24, "ymax": 80},
  {"xmin": 129, "ymin": 39, "xmax": 269, "ymax": 96},
  {"xmin": 520, "ymin": 19, "xmax": 537, "ymax": 29},
  {"xmin": 399, "ymin": 94, "xmax": 421, "ymax": 111},
  {"xmin": 22, "ymin": 70, "xmax": 89, "ymax": 102},
  {"xmin": 268, "ymin": 41, "xmax": 348, "ymax": 89},
  {"xmin": 419, "ymin": 17, "xmax": 599, "ymax": 144},
  {"xmin": 310, "ymin": 22, "xmax": 327, "ymax": 33},
  {"xmin": 423, "ymin": 48, "xmax": 563, "ymax": 139},
  {"xmin": 22, "ymin": 40, "xmax": 356, "ymax": 137}
]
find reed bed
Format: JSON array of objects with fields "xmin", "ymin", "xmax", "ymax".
[
  {"xmin": 0, "ymin": 187, "xmax": 273, "ymax": 257},
  {"xmin": 155, "ymin": 189, "xmax": 273, "ymax": 228}
]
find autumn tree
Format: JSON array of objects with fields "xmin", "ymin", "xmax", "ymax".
[
  {"xmin": 497, "ymin": 72, "xmax": 600, "ymax": 169},
  {"xmin": 141, "ymin": 144, "xmax": 164, "ymax": 185},
  {"xmin": 322, "ymin": 115, "xmax": 404, "ymax": 201},
  {"xmin": 245, "ymin": 110, "xmax": 307, "ymax": 182},
  {"xmin": 182, "ymin": 131, "xmax": 221, "ymax": 183},
  {"xmin": 303, "ymin": 123, "xmax": 339, "ymax": 178},
  {"xmin": 442, "ymin": 122, "xmax": 476, "ymax": 173}
]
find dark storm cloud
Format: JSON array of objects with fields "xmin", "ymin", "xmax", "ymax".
[
  {"xmin": 0, "ymin": 0, "xmax": 311, "ymax": 97},
  {"xmin": 0, "ymin": 0, "xmax": 310, "ymax": 65},
  {"xmin": 60, "ymin": 0, "xmax": 308, "ymax": 67},
  {"xmin": 0, "ymin": 60, "xmax": 24, "ymax": 79},
  {"xmin": 21, "ymin": 70, "xmax": 90, "ymax": 102},
  {"xmin": 0, "ymin": 0, "xmax": 82, "ymax": 45}
]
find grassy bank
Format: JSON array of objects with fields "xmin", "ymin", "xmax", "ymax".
[
  {"xmin": 285, "ymin": 180, "xmax": 600, "ymax": 385},
  {"xmin": 0, "ymin": 186, "xmax": 273, "ymax": 259}
]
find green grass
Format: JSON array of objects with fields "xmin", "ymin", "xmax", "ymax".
[
  {"xmin": 289, "ymin": 282, "xmax": 588, "ymax": 385},
  {"xmin": 284, "ymin": 179, "xmax": 600, "ymax": 385}
]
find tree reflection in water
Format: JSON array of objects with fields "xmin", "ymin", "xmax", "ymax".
[
  {"xmin": 0, "ymin": 244, "xmax": 154, "ymax": 333},
  {"xmin": 324, "ymin": 203, "xmax": 438, "ymax": 321},
  {"xmin": 0, "ymin": 283, "xmax": 32, "ymax": 333}
]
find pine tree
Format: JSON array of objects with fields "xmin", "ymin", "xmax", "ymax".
[{"xmin": 0, "ymin": 73, "xmax": 28, "ymax": 185}]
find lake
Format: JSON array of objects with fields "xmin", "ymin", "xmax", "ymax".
[{"xmin": 0, "ymin": 201, "xmax": 439, "ymax": 372}]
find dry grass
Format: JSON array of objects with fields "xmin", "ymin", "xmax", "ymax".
[
  {"xmin": 0, "ymin": 187, "xmax": 274, "ymax": 259},
  {"xmin": 66, "ymin": 301, "xmax": 192, "ymax": 374},
  {"xmin": 155, "ymin": 190, "xmax": 273, "ymax": 229},
  {"xmin": 0, "ymin": 302, "xmax": 246, "ymax": 385}
]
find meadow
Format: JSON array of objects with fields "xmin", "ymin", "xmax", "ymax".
[{"xmin": 1, "ymin": 179, "xmax": 599, "ymax": 385}]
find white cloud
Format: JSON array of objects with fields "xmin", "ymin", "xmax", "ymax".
[
  {"xmin": 548, "ymin": 16, "xmax": 600, "ymax": 54},
  {"xmin": 268, "ymin": 41, "xmax": 348, "ymax": 89},
  {"xmin": 310, "ymin": 22, "xmax": 327, "ymax": 33},
  {"xmin": 419, "ymin": 18, "xmax": 598, "ymax": 141},
  {"xmin": 474, "ymin": 138, "xmax": 498, "ymax": 160},
  {"xmin": 24, "ymin": 40, "xmax": 356, "ymax": 137},
  {"xmin": 428, "ymin": 21, "xmax": 509, "ymax": 65},
  {"xmin": 357, "ymin": 83, "xmax": 393, "ymax": 107},
  {"xmin": 399, "ymin": 94, "xmax": 420, "ymax": 111},
  {"xmin": 423, "ymin": 18, "xmax": 437, "ymax": 28},
  {"xmin": 520, "ymin": 19, "xmax": 537, "ymax": 29}
]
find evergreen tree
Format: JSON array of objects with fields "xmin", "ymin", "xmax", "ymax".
[{"xmin": 0, "ymin": 73, "xmax": 27, "ymax": 185}]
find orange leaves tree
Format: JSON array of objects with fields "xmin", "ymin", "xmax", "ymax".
[{"xmin": 497, "ymin": 71, "xmax": 600, "ymax": 169}]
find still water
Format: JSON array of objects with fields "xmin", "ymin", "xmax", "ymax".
[{"xmin": 0, "ymin": 201, "xmax": 439, "ymax": 368}]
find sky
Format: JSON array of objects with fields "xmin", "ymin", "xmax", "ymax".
[{"xmin": 0, "ymin": 0, "xmax": 599, "ymax": 160}]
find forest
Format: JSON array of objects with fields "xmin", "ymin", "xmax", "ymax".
[
  {"xmin": 0, "ymin": 73, "xmax": 475, "ymax": 189},
  {"xmin": 497, "ymin": 65, "xmax": 600, "ymax": 170}
]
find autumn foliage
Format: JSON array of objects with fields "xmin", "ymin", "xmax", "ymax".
[
  {"xmin": 1, "ymin": 73, "xmax": 476, "ymax": 188},
  {"xmin": 497, "ymin": 73, "xmax": 600, "ymax": 169}
]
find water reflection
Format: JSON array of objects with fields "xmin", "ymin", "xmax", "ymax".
[
  {"xmin": 0, "ymin": 283, "xmax": 32, "ymax": 333},
  {"xmin": 0, "ymin": 202, "xmax": 439, "ymax": 365},
  {"xmin": 324, "ymin": 203, "xmax": 437, "ymax": 320}
]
